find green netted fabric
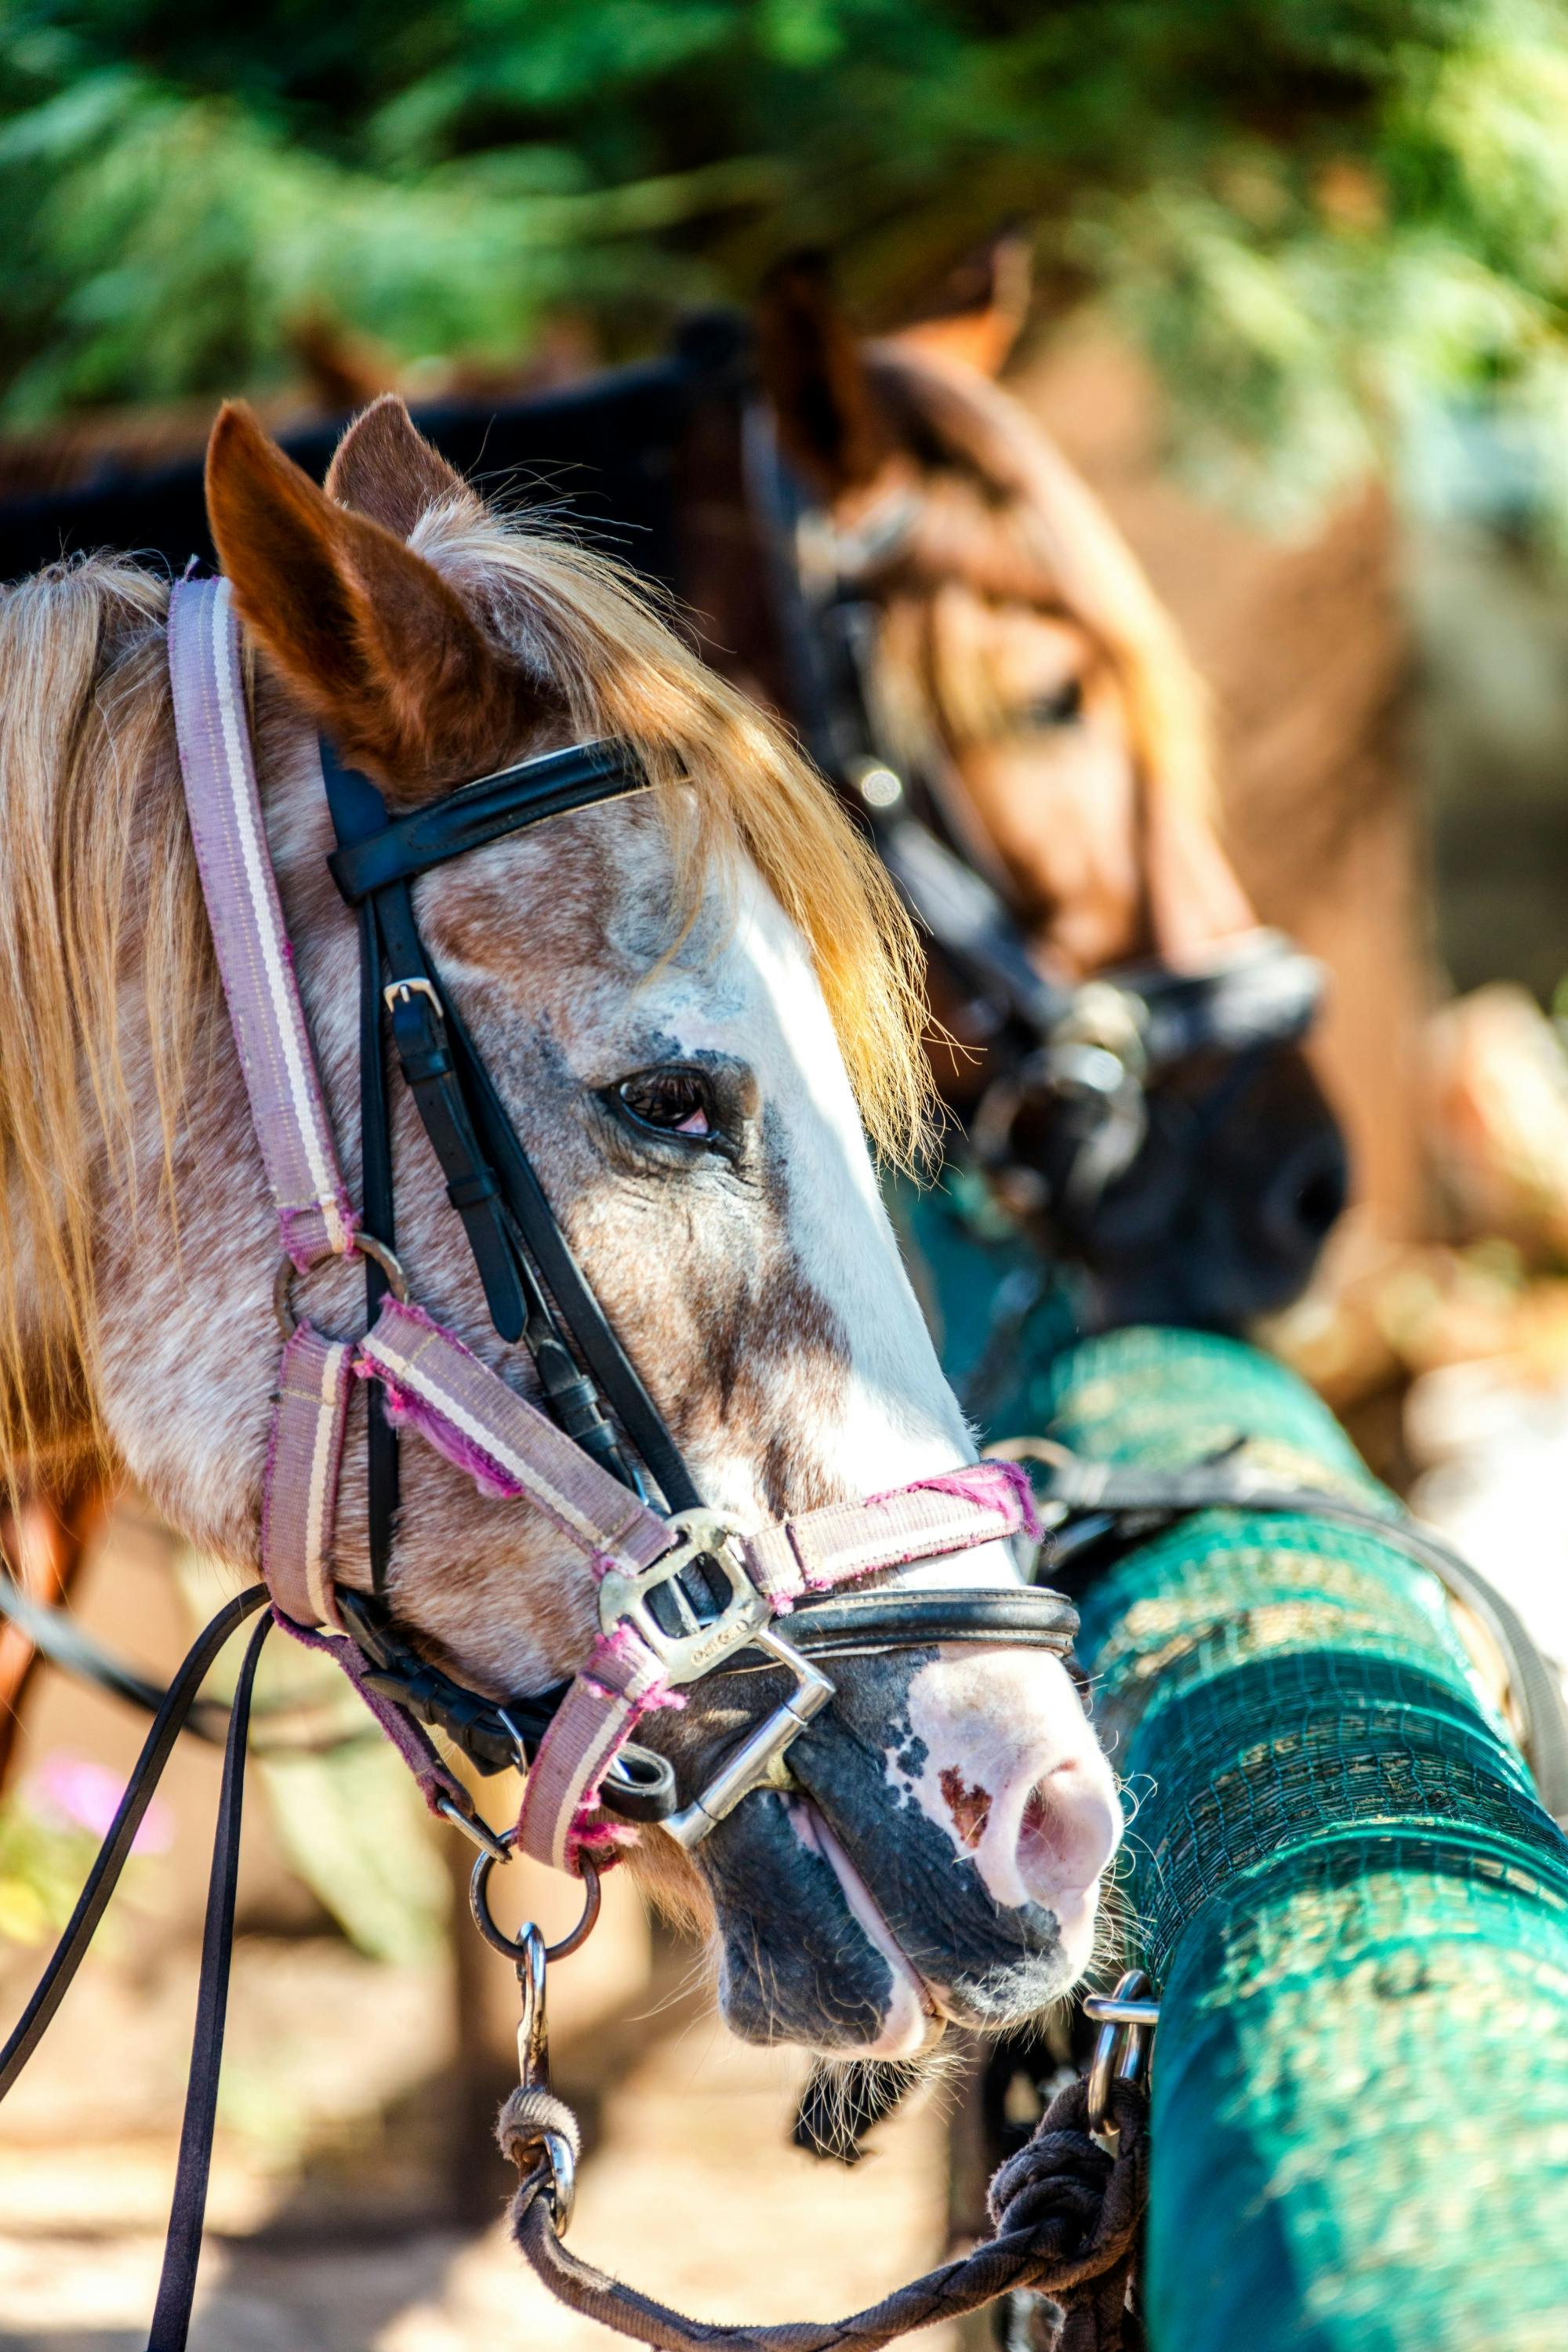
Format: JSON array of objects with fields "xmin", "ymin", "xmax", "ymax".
[{"xmin": 1014, "ymin": 1329, "xmax": 1568, "ymax": 2351}]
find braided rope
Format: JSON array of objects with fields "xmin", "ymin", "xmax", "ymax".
[{"xmin": 497, "ymin": 2072, "xmax": 1147, "ymax": 2352}]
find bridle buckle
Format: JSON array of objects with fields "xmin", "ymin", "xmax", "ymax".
[{"xmin": 597, "ymin": 1507, "xmax": 765, "ymax": 1685}]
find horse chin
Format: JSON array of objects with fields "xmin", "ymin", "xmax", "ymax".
[
  {"xmin": 796, "ymin": 1802, "xmax": 946, "ymax": 2059},
  {"xmin": 700, "ymin": 1787, "xmax": 942, "ymax": 2056}
]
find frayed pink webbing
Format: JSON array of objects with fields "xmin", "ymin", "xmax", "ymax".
[
  {"xmin": 516, "ymin": 1624, "xmax": 685, "ymax": 1876},
  {"xmin": 895, "ymin": 1458, "xmax": 1040, "ymax": 1538},
  {"xmin": 740, "ymin": 1457, "xmax": 1036, "ymax": 1606},
  {"xmin": 168, "ymin": 576, "xmax": 355, "ymax": 1272},
  {"xmin": 358, "ymin": 1298, "xmax": 671, "ymax": 1573}
]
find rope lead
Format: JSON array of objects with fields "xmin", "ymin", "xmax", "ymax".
[{"xmin": 499, "ymin": 2067, "xmax": 1149, "ymax": 2352}]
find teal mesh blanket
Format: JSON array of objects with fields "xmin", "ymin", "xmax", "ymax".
[{"xmin": 984, "ymin": 1326, "xmax": 1568, "ymax": 2350}]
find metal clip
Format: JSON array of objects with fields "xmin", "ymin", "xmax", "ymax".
[
  {"xmin": 514, "ymin": 1923, "xmax": 577, "ymax": 2233},
  {"xmin": 597, "ymin": 1508, "xmax": 766, "ymax": 1685},
  {"xmin": 1084, "ymin": 1967, "xmax": 1159, "ymax": 2138},
  {"xmin": 434, "ymin": 1792, "xmax": 513, "ymax": 1864},
  {"xmin": 660, "ymin": 1623, "xmax": 834, "ymax": 1849}
]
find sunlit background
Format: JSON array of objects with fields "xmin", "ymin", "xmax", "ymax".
[{"xmin": 5, "ymin": 5, "xmax": 1568, "ymax": 2343}]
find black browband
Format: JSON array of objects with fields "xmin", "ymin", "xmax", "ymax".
[{"xmin": 327, "ymin": 739, "xmax": 648, "ymax": 903}]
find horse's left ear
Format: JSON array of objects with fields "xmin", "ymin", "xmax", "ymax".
[
  {"xmin": 892, "ymin": 227, "xmax": 1033, "ymax": 379},
  {"xmin": 205, "ymin": 400, "xmax": 554, "ymax": 793},
  {"xmin": 325, "ymin": 393, "xmax": 481, "ymax": 543},
  {"xmin": 757, "ymin": 250, "xmax": 894, "ymax": 495}
]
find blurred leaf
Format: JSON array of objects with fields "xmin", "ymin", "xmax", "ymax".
[{"xmin": 6, "ymin": 2, "xmax": 1568, "ymax": 531}]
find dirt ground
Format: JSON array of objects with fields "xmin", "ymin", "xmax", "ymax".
[{"xmin": 0, "ymin": 1919, "xmax": 961, "ymax": 2352}]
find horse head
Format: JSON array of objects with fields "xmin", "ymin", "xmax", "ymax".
[
  {"xmin": 750, "ymin": 253, "xmax": 1348, "ymax": 1330},
  {"xmin": 0, "ymin": 396, "xmax": 1120, "ymax": 2057}
]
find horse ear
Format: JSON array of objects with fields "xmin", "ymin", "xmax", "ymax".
[
  {"xmin": 289, "ymin": 313, "xmax": 401, "ymax": 417},
  {"xmin": 325, "ymin": 394, "xmax": 481, "ymax": 542},
  {"xmin": 756, "ymin": 251, "xmax": 893, "ymax": 495},
  {"xmin": 205, "ymin": 401, "xmax": 553, "ymax": 791},
  {"xmin": 893, "ymin": 227, "xmax": 1033, "ymax": 379}
]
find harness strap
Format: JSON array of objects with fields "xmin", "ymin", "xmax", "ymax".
[
  {"xmin": 384, "ymin": 978, "xmax": 528, "ymax": 1342},
  {"xmin": 319, "ymin": 753, "xmax": 402, "ymax": 1592},
  {"xmin": 262, "ymin": 1323, "xmax": 354, "ymax": 1629},
  {"xmin": 365, "ymin": 851, "xmax": 702, "ymax": 1513},
  {"xmin": 168, "ymin": 578, "xmax": 355, "ymax": 1271},
  {"xmin": 742, "ymin": 1465, "xmax": 1037, "ymax": 1603},
  {"xmin": 0, "ymin": 1584, "xmax": 267, "ymax": 2102},
  {"xmin": 358, "ymin": 1298, "xmax": 673, "ymax": 1573},
  {"xmin": 147, "ymin": 1609, "xmax": 270, "ymax": 2352},
  {"xmin": 520, "ymin": 1629, "xmax": 685, "ymax": 1873},
  {"xmin": 1026, "ymin": 1450, "xmax": 1568, "ymax": 1828}
]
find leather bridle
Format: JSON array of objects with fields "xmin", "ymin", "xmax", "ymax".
[
  {"xmin": 183, "ymin": 572, "xmax": 1080, "ymax": 1872},
  {"xmin": 740, "ymin": 401, "xmax": 1330, "ymax": 1221},
  {"xmin": 0, "ymin": 566, "xmax": 1088, "ymax": 2348}
]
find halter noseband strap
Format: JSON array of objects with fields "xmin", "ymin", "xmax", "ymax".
[{"xmin": 168, "ymin": 574, "xmax": 1070, "ymax": 1876}]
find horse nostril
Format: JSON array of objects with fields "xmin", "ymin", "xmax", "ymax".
[
  {"xmin": 1261, "ymin": 1132, "xmax": 1349, "ymax": 1254},
  {"xmin": 1013, "ymin": 1761, "xmax": 1120, "ymax": 1909}
]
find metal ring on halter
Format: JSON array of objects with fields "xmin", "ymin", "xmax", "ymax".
[
  {"xmin": 1085, "ymin": 1967, "xmax": 1158, "ymax": 2138},
  {"xmin": 470, "ymin": 1845, "xmax": 603, "ymax": 1962},
  {"xmin": 273, "ymin": 1232, "xmax": 409, "ymax": 1340}
]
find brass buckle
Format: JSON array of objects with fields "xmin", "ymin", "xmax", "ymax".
[
  {"xmin": 383, "ymin": 976, "xmax": 445, "ymax": 1017},
  {"xmin": 597, "ymin": 1508, "xmax": 765, "ymax": 1685}
]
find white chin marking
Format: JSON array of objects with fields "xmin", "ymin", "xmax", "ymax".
[{"xmin": 789, "ymin": 1799, "xmax": 941, "ymax": 2059}]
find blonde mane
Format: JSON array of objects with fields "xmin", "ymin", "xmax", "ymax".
[
  {"xmin": 866, "ymin": 341, "xmax": 1214, "ymax": 819},
  {"xmin": 0, "ymin": 528, "xmax": 932, "ymax": 1483}
]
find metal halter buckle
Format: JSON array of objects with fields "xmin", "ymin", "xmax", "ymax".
[
  {"xmin": 597, "ymin": 1508, "xmax": 836, "ymax": 1850},
  {"xmin": 597, "ymin": 1508, "xmax": 767, "ymax": 1683}
]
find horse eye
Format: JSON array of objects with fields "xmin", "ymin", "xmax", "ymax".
[
  {"xmin": 615, "ymin": 1068, "xmax": 719, "ymax": 1142},
  {"xmin": 1026, "ymin": 677, "xmax": 1084, "ymax": 728}
]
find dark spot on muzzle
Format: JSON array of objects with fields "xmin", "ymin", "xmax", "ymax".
[
  {"xmin": 784, "ymin": 1653, "xmax": 1070, "ymax": 2029},
  {"xmin": 666, "ymin": 1652, "xmax": 1073, "ymax": 2048}
]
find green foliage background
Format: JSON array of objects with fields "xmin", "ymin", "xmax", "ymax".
[{"xmin": 4, "ymin": 2, "xmax": 1568, "ymax": 521}]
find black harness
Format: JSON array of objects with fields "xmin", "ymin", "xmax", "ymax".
[
  {"xmin": 313, "ymin": 731, "xmax": 1076, "ymax": 1813},
  {"xmin": 740, "ymin": 397, "xmax": 1333, "ymax": 1230}
]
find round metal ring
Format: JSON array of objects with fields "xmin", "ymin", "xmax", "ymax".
[
  {"xmin": 274, "ymin": 1232, "xmax": 409, "ymax": 1340},
  {"xmin": 1086, "ymin": 1966, "xmax": 1156, "ymax": 2139},
  {"xmin": 470, "ymin": 1847, "xmax": 602, "ymax": 1963}
]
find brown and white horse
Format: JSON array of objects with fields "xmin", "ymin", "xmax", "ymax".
[
  {"xmin": 0, "ymin": 395, "xmax": 1120, "ymax": 2056},
  {"xmin": 680, "ymin": 257, "xmax": 1348, "ymax": 1329}
]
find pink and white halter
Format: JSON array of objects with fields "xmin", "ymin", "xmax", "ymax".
[{"xmin": 169, "ymin": 574, "xmax": 1066, "ymax": 1878}]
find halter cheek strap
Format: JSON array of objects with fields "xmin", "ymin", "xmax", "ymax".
[
  {"xmin": 168, "ymin": 572, "xmax": 1047, "ymax": 1877},
  {"xmin": 168, "ymin": 574, "xmax": 357, "ymax": 1271}
]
